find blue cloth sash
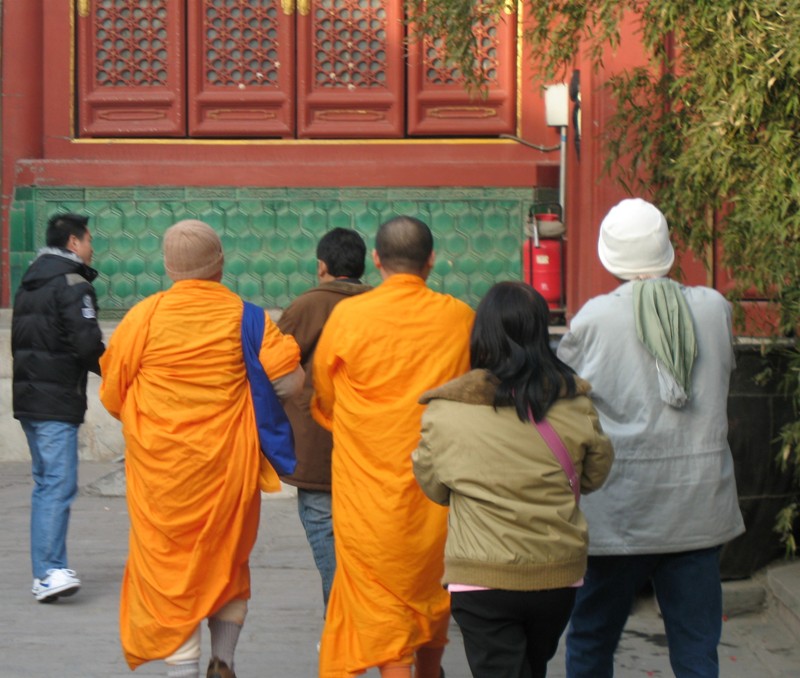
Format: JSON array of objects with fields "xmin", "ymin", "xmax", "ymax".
[{"xmin": 241, "ymin": 301, "xmax": 296, "ymax": 475}]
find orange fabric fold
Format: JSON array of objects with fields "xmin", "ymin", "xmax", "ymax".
[
  {"xmin": 312, "ymin": 275, "xmax": 474, "ymax": 676},
  {"xmin": 99, "ymin": 280, "xmax": 300, "ymax": 668}
]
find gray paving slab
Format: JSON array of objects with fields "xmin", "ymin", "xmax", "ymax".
[{"xmin": 2, "ymin": 461, "xmax": 799, "ymax": 678}]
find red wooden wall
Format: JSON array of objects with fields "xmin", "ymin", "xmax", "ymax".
[{"xmin": 0, "ymin": 0, "xmax": 739, "ymax": 321}]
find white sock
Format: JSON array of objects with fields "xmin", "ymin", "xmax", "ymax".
[{"xmin": 208, "ymin": 618, "xmax": 242, "ymax": 668}]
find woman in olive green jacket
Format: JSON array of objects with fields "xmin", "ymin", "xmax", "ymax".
[{"xmin": 412, "ymin": 281, "xmax": 613, "ymax": 678}]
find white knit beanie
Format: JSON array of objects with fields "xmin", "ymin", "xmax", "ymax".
[
  {"xmin": 163, "ymin": 220, "xmax": 224, "ymax": 282},
  {"xmin": 597, "ymin": 198, "xmax": 675, "ymax": 280}
]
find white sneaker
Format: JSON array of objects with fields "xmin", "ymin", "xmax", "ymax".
[{"xmin": 31, "ymin": 568, "xmax": 80, "ymax": 602}]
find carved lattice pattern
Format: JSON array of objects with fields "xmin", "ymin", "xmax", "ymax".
[
  {"xmin": 94, "ymin": 0, "xmax": 169, "ymax": 86},
  {"xmin": 314, "ymin": 0, "xmax": 387, "ymax": 89},
  {"xmin": 204, "ymin": 0, "xmax": 281, "ymax": 86},
  {"xmin": 424, "ymin": 19, "xmax": 500, "ymax": 85}
]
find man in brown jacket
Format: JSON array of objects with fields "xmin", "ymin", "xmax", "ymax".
[{"xmin": 277, "ymin": 227, "xmax": 371, "ymax": 619}]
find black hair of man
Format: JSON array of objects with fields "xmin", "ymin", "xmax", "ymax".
[
  {"xmin": 317, "ymin": 227, "xmax": 367, "ymax": 279},
  {"xmin": 374, "ymin": 215, "xmax": 433, "ymax": 275},
  {"xmin": 46, "ymin": 213, "xmax": 90, "ymax": 249}
]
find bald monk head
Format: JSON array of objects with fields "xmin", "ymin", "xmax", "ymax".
[{"xmin": 373, "ymin": 215, "xmax": 435, "ymax": 280}]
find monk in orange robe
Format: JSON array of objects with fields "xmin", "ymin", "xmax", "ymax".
[
  {"xmin": 99, "ymin": 220, "xmax": 302, "ymax": 678},
  {"xmin": 311, "ymin": 216, "xmax": 475, "ymax": 678}
]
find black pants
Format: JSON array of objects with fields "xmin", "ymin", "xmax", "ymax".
[{"xmin": 451, "ymin": 587, "xmax": 576, "ymax": 678}]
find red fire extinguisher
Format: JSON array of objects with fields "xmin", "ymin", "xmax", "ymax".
[{"xmin": 523, "ymin": 213, "xmax": 563, "ymax": 310}]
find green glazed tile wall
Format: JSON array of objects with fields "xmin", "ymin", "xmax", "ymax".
[{"xmin": 10, "ymin": 187, "xmax": 536, "ymax": 317}]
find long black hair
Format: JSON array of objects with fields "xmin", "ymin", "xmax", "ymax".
[{"xmin": 470, "ymin": 281, "xmax": 576, "ymax": 422}]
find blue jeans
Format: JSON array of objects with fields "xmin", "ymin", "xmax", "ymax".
[
  {"xmin": 566, "ymin": 547, "xmax": 722, "ymax": 678},
  {"xmin": 21, "ymin": 419, "xmax": 80, "ymax": 580},
  {"xmin": 297, "ymin": 489, "xmax": 336, "ymax": 615}
]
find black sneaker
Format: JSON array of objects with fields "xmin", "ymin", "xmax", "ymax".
[{"xmin": 207, "ymin": 657, "xmax": 236, "ymax": 678}]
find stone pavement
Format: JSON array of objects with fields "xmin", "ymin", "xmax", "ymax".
[{"xmin": 1, "ymin": 461, "xmax": 799, "ymax": 678}]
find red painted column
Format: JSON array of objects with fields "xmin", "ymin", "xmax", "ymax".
[
  {"xmin": 564, "ymin": 14, "xmax": 654, "ymax": 319},
  {"xmin": 1, "ymin": 0, "xmax": 44, "ymax": 305}
]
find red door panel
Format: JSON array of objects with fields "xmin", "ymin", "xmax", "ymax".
[
  {"xmin": 76, "ymin": 1, "xmax": 518, "ymax": 140},
  {"xmin": 296, "ymin": 0, "xmax": 405, "ymax": 138},
  {"xmin": 77, "ymin": 0, "xmax": 185, "ymax": 137},
  {"xmin": 407, "ymin": 11, "xmax": 516, "ymax": 136},
  {"xmin": 187, "ymin": 0, "xmax": 296, "ymax": 137}
]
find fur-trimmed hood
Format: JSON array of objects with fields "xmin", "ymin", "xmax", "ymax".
[{"xmin": 419, "ymin": 368, "xmax": 591, "ymax": 407}]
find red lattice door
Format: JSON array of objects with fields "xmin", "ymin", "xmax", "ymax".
[
  {"xmin": 187, "ymin": 0, "xmax": 296, "ymax": 137},
  {"xmin": 76, "ymin": 0, "xmax": 516, "ymax": 139},
  {"xmin": 77, "ymin": 0, "xmax": 186, "ymax": 137},
  {"xmin": 296, "ymin": 0, "xmax": 406, "ymax": 138},
  {"xmin": 407, "ymin": 10, "xmax": 517, "ymax": 136}
]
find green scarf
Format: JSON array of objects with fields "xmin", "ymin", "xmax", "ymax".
[{"xmin": 633, "ymin": 279, "xmax": 697, "ymax": 408}]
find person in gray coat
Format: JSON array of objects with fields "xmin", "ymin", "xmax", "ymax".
[{"xmin": 559, "ymin": 198, "xmax": 745, "ymax": 678}]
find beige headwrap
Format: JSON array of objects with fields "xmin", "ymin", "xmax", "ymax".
[{"xmin": 163, "ymin": 219, "xmax": 224, "ymax": 281}]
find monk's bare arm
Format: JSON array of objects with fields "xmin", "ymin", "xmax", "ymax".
[{"xmin": 271, "ymin": 364, "xmax": 304, "ymax": 398}]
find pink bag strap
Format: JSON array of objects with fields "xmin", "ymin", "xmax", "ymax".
[{"xmin": 528, "ymin": 407, "xmax": 580, "ymax": 505}]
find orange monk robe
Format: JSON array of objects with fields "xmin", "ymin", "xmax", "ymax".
[
  {"xmin": 311, "ymin": 274, "xmax": 474, "ymax": 677},
  {"xmin": 99, "ymin": 280, "xmax": 300, "ymax": 669}
]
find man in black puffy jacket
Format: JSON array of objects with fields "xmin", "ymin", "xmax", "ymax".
[{"xmin": 12, "ymin": 212, "xmax": 105, "ymax": 603}]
